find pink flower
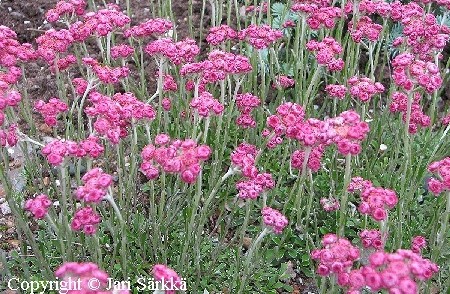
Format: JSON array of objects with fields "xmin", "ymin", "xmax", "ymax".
[
  {"xmin": 70, "ymin": 206, "xmax": 101, "ymax": 235},
  {"xmin": 427, "ymin": 157, "xmax": 450, "ymax": 195},
  {"xmin": 349, "ymin": 16, "xmax": 383, "ymax": 43},
  {"xmin": 411, "ymin": 236, "xmax": 427, "ymax": 253},
  {"xmin": 124, "ymin": 18, "xmax": 173, "ymax": 38},
  {"xmin": 359, "ymin": 186, "xmax": 398, "ymax": 222},
  {"xmin": 307, "ymin": 37, "xmax": 344, "ymax": 71},
  {"xmin": 55, "ymin": 262, "xmax": 129, "ymax": 293},
  {"xmin": 325, "ymin": 84, "xmax": 347, "ymax": 99},
  {"xmin": 320, "ymin": 197, "xmax": 340, "ymax": 212},
  {"xmin": 68, "ymin": 6, "xmax": 130, "ymax": 41},
  {"xmin": 428, "ymin": 178, "xmax": 443, "ymax": 195},
  {"xmin": 140, "ymin": 136, "xmax": 211, "ymax": 184},
  {"xmin": 190, "ymin": 91, "xmax": 224, "ymax": 117},
  {"xmin": 348, "ymin": 76, "xmax": 384, "ymax": 102},
  {"xmin": 34, "ymin": 97, "xmax": 68, "ymax": 127},
  {"xmin": 272, "ymin": 75, "xmax": 295, "ymax": 89},
  {"xmin": 311, "ymin": 234, "xmax": 360, "ymax": 277},
  {"xmin": 152, "ymin": 264, "xmax": 184, "ymax": 294},
  {"xmin": 206, "ymin": 25, "xmax": 237, "ymax": 45},
  {"xmin": 261, "ymin": 206, "xmax": 288, "ymax": 234},
  {"xmin": 359, "ymin": 229, "xmax": 384, "ymax": 250},
  {"xmin": 145, "ymin": 38, "xmax": 199, "ymax": 65},
  {"xmin": 75, "ymin": 168, "xmax": 112, "ymax": 203},
  {"xmin": 110, "ymin": 44, "xmax": 134, "ymax": 59},
  {"xmin": 24, "ymin": 194, "xmax": 52, "ymax": 219},
  {"xmin": 238, "ymin": 24, "xmax": 283, "ymax": 49}
]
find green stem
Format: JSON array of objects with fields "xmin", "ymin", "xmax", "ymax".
[{"xmin": 338, "ymin": 154, "xmax": 352, "ymax": 236}]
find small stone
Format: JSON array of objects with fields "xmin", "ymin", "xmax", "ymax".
[
  {"xmin": 0, "ymin": 202, "xmax": 11, "ymax": 215},
  {"xmin": 10, "ymin": 11, "xmax": 25, "ymax": 19},
  {"xmin": 7, "ymin": 239, "xmax": 20, "ymax": 247},
  {"xmin": 243, "ymin": 237, "xmax": 252, "ymax": 249}
]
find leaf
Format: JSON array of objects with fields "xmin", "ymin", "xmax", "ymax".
[
  {"xmin": 436, "ymin": 14, "xmax": 450, "ymax": 28},
  {"xmin": 272, "ymin": 2, "xmax": 286, "ymax": 17}
]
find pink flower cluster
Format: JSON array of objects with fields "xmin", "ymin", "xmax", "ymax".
[
  {"xmin": 110, "ymin": 44, "xmax": 134, "ymax": 59},
  {"xmin": 152, "ymin": 264, "xmax": 184, "ymax": 294},
  {"xmin": 357, "ymin": 0, "xmax": 392, "ymax": 17},
  {"xmin": 162, "ymin": 97, "xmax": 172, "ymax": 111},
  {"xmin": 291, "ymin": 0, "xmax": 333, "ymax": 14},
  {"xmin": 306, "ymin": 37, "xmax": 344, "ymax": 71},
  {"xmin": 72, "ymin": 77, "xmax": 89, "ymax": 95},
  {"xmin": 24, "ymin": 194, "xmax": 52, "ymax": 219},
  {"xmin": 180, "ymin": 50, "xmax": 252, "ymax": 85},
  {"xmin": 339, "ymin": 250, "xmax": 439, "ymax": 293},
  {"xmin": 396, "ymin": 3, "xmax": 449, "ymax": 61},
  {"xmin": 51, "ymin": 54, "xmax": 77, "ymax": 72},
  {"xmin": 357, "ymin": 184, "xmax": 398, "ymax": 221},
  {"xmin": 206, "ymin": 49, "xmax": 253, "ymax": 76},
  {"xmin": 124, "ymin": 18, "xmax": 173, "ymax": 38},
  {"xmin": 0, "ymin": 66, "xmax": 22, "ymax": 86},
  {"xmin": 206, "ymin": 25, "xmax": 237, "ymax": 45},
  {"xmin": 359, "ymin": 229, "xmax": 383, "ymax": 250},
  {"xmin": 140, "ymin": 135, "xmax": 211, "ymax": 184},
  {"xmin": 69, "ymin": 5, "xmax": 130, "ymax": 41},
  {"xmin": 236, "ymin": 172, "xmax": 275, "ymax": 200},
  {"xmin": 230, "ymin": 143, "xmax": 275, "ymax": 199},
  {"xmin": 261, "ymin": 206, "xmax": 288, "ymax": 234},
  {"xmin": 392, "ymin": 53, "xmax": 442, "ymax": 93},
  {"xmin": 45, "ymin": 0, "xmax": 86, "ymax": 22},
  {"xmin": 427, "ymin": 157, "xmax": 450, "ymax": 196},
  {"xmin": 282, "ymin": 20, "xmax": 296, "ymax": 28},
  {"xmin": 71, "ymin": 206, "xmax": 101, "ymax": 235},
  {"xmin": 349, "ymin": 16, "xmax": 383, "ymax": 43},
  {"xmin": 389, "ymin": 91, "xmax": 430, "ymax": 134},
  {"xmin": 272, "ymin": 75, "xmax": 295, "ymax": 89},
  {"xmin": 245, "ymin": 3, "xmax": 269, "ymax": 14},
  {"xmin": 36, "ymin": 29, "xmax": 74, "ymax": 63},
  {"xmin": 163, "ymin": 74, "xmax": 178, "ymax": 92},
  {"xmin": 311, "ymin": 233, "xmax": 360, "ymax": 277},
  {"xmin": 190, "ymin": 91, "xmax": 224, "ymax": 117},
  {"xmin": 348, "ymin": 76, "xmax": 384, "ymax": 102},
  {"xmin": 325, "ymin": 84, "xmax": 347, "ymax": 99},
  {"xmin": 291, "ymin": 0, "xmax": 342, "ymax": 29},
  {"xmin": 1, "ymin": 84, "xmax": 22, "ymax": 127},
  {"xmin": 411, "ymin": 236, "xmax": 427, "ymax": 254},
  {"xmin": 0, "ymin": 26, "xmax": 36, "ymax": 66},
  {"xmin": 0, "ymin": 125, "xmax": 18, "ymax": 147},
  {"xmin": 83, "ymin": 58, "xmax": 129, "ymax": 84},
  {"xmin": 42, "ymin": 136, "xmax": 104, "ymax": 165},
  {"xmin": 55, "ymin": 262, "xmax": 130, "ymax": 294},
  {"xmin": 266, "ymin": 105, "xmax": 369, "ymax": 157},
  {"xmin": 320, "ymin": 197, "xmax": 340, "ymax": 212},
  {"xmin": 291, "ymin": 145, "xmax": 325, "ymax": 172},
  {"xmin": 348, "ymin": 176, "xmax": 373, "ymax": 193},
  {"xmin": 328, "ymin": 111, "xmax": 370, "ymax": 155},
  {"xmin": 265, "ymin": 102, "xmax": 305, "ymax": 148},
  {"xmin": 86, "ymin": 91, "xmax": 155, "ymax": 144},
  {"xmin": 307, "ymin": 7, "xmax": 343, "ymax": 30},
  {"xmin": 236, "ymin": 93, "xmax": 260, "ymax": 129},
  {"xmin": 230, "ymin": 143, "xmax": 259, "ymax": 177},
  {"xmin": 442, "ymin": 112, "xmax": 450, "ymax": 126},
  {"xmin": 145, "ymin": 38, "xmax": 200, "ymax": 65},
  {"xmin": 75, "ymin": 168, "xmax": 113, "ymax": 203},
  {"xmin": 238, "ymin": 24, "xmax": 283, "ymax": 49},
  {"xmin": 34, "ymin": 98, "xmax": 68, "ymax": 127}
]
